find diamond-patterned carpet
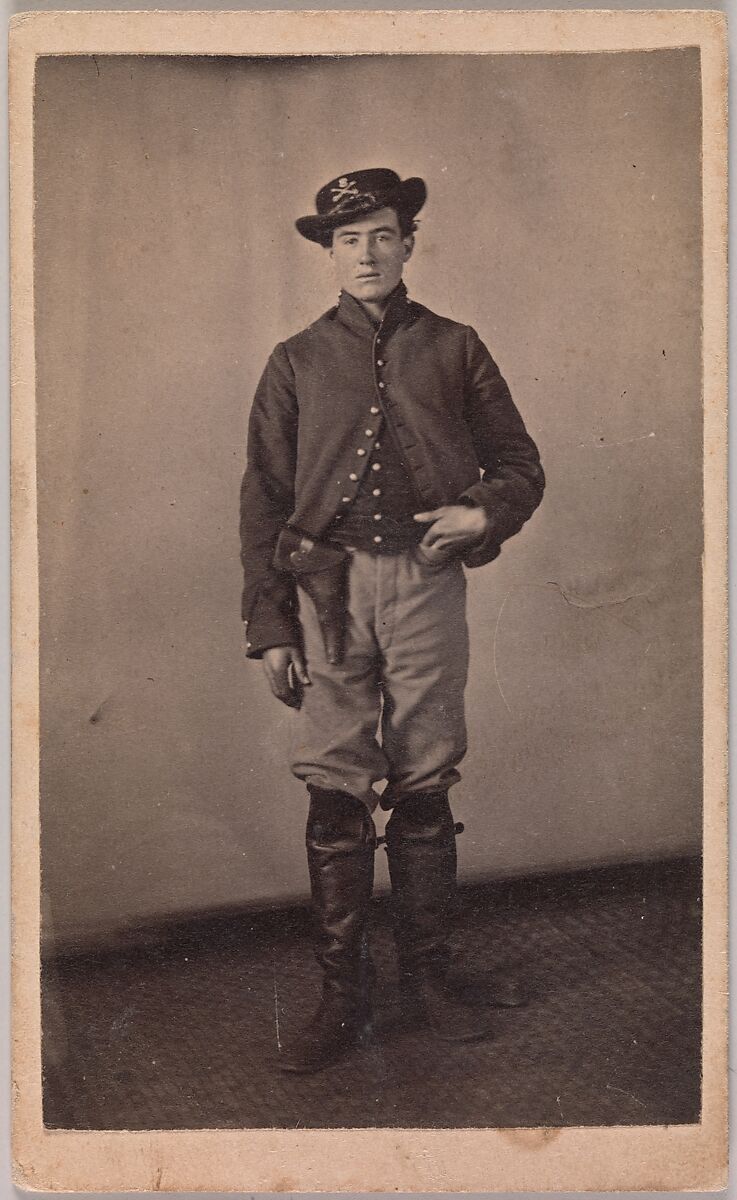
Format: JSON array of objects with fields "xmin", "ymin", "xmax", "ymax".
[{"xmin": 41, "ymin": 858, "xmax": 701, "ymax": 1130}]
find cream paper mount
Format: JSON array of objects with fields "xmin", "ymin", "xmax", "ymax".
[{"xmin": 10, "ymin": 8, "xmax": 727, "ymax": 1193}]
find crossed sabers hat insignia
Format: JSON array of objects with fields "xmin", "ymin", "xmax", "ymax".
[{"xmin": 331, "ymin": 177, "xmax": 359, "ymax": 203}]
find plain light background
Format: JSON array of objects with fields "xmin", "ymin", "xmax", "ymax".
[{"xmin": 33, "ymin": 48, "xmax": 704, "ymax": 950}]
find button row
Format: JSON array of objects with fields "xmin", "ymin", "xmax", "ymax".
[
  {"xmin": 343, "ymin": 339, "xmax": 387, "ymax": 543},
  {"xmin": 374, "ymin": 344, "xmax": 384, "ymax": 527},
  {"xmin": 373, "ymin": 339, "xmax": 385, "ymax": 540},
  {"xmin": 372, "ymin": 343, "xmax": 383, "ymax": 543}
]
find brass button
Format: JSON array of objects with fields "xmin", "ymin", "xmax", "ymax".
[
  {"xmin": 372, "ymin": 463, "xmax": 381, "ymax": 472},
  {"xmin": 342, "ymin": 496, "xmax": 351, "ymax": 503},
  {"xmin": 378, "ymin": 382, "xmax": 385, "ymax": 389},
  {"xmin": 357, "ymin": 448, "xmax": 366, "ymax": 456},
  {"xmin": 349, "ymin": 472, "xmax": 358, "ymax": 481},
  {"xmin": 376, "ymin": 359, "xmax": 384, "ymax": 367},
  {"xmin": 374, "ymin": 441, "xmax": 381, "ymax": 449},
  {"xmin": 370, "ymin": 405, "xmax": 379, "ymax": 414},
  {"xmin": 373, "ymin": 535, "xmax": 383, "ymax": 544},
  {"xmin": 373, "ymin": 513, "xmax": 382, "ymax": 521},
  {"xmin": 372, "ymin": 488, "xmax": 381, "ymax": 497},
  {"xmin": 365, "ymin": 429, "xmax": 374, "ymax": 437}
]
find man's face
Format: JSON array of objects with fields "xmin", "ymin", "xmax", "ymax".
[{"xmin": 330, "ymin": 207, "xmax": 414, "ymax": 305}]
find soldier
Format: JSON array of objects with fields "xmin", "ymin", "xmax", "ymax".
[{"xmin": 240, "ymin": 168, "xmax": 544, "ymax": 1073}]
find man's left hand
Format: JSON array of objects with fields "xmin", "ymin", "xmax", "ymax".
[{"xmin": 414, "ymin": 504, "xmax": 488, "ymax": 563}]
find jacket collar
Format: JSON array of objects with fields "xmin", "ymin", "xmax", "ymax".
[{"xmin": 335, "ymin": 280, "xmax": 415, "ymax": 337}]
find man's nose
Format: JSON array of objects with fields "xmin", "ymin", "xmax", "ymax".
[{"xmin": 358, "ymin": 240, "xmax": 376, "ymax": 261}]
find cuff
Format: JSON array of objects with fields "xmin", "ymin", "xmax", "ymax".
[
  {"xmin": 459, "ymin": 485, "xmax": 522, "ymax": 544},
  {"xmin": 243, "ymin": 615, "xmax": 301, "ymax": 660},
  {"xmin": 458, "ymin": 486, "xmax": 521, "ymax": 568}
]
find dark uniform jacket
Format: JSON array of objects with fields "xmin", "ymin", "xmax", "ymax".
[{"xmin": 240, "ymin": 282, "xmax": 544, "ymax": 658}]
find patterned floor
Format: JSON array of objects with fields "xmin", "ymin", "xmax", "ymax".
[{"xmin": 41, "ymin": 858, "xmax": 702, "ymax": 1130}]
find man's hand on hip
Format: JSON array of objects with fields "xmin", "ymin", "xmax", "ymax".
[
  {"xmin": 262, "ymin": 645, "xmax": 311, "ymax": 709},
  {"xmin": 414, "ymin": 504, "xmax": 487, "ymax": 563}
]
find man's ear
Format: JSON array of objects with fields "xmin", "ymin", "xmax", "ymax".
[{"xmin": 402, "ymin": 235, "xmax": 415, "ymax": 262}]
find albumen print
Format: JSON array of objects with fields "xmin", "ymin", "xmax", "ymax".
[{"xmin": 11, "ymin": 10, "xmax": 727, "ymax": 1193}]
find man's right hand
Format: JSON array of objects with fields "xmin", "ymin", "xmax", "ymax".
[{"xmin": 262, "ymin": 645, "xmax": 311, "ymax": 709}]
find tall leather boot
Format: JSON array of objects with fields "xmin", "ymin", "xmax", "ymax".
[
  {"xmin": 278, "ymin": 786, "xmax": 376, "ymax": 1074},
  {"xmin": 384, "ymin": 791, "xmax": 492, "ymax": 1042}
]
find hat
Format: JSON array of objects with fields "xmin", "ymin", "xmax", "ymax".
[{"xmin": 295, "ymin": 168, "xmax": 427, "ymax": 246}]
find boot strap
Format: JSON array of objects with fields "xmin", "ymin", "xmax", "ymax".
[{"xmin": 377, "ymin": 821, "xmax": 464, "ymax": 848}]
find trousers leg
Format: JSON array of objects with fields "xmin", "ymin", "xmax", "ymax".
[
  {"xmin": 290, "ymin": 553, "xmax": 388, "ymax": 812},
  {"xmin": 378, "ymin": 551, "xmax": 469, "ymax": 808}
]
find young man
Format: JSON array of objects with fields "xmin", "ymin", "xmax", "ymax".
[{"xmin": 240, "ymin": 168, "xmax": 544, "ymax": 1073}]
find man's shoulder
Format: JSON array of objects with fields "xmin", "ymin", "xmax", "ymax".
[
  {"xmin": 408, "ymin": 300, "xmax": 471, "ymax": 336},
  {"xmin": 281, "ymin": 306, "xmax": 341, "ymax": 352}
]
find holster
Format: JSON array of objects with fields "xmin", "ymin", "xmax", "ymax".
[{"xmin": 273, "ymin": 527, "xmax": 350, "ymax": 666}]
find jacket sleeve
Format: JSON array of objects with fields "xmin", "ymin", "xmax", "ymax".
[
  {"xmin": 459, "ymin": 326, "xmax": 545, "ymax": 567},
  {"xmin": 239, "ymin": 342, "xmax": 301, "ymax": 659}
]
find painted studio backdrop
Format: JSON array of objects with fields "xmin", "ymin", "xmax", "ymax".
[{"xmin": 34, "ymin": 51, "xmax": 703, "ymax": 952}]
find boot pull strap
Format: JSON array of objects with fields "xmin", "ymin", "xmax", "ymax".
[{"xmin": 376, "ymin": 821, "xmax": 464, "ymax": 848}]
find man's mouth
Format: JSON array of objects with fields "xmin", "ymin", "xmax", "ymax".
[{"xmin": 356, "ymin": 273, "xmax": 381, "ymax": 279}]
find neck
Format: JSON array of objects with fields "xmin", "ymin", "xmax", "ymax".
[
  {"xmin": 349, "ymin": 280, "xmax": 406, "ymax": 326},
  {"xmin": 359, "ymin": 297, "xmax": 390, "ymax": 324}
]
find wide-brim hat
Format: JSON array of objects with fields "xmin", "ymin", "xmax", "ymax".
[{"xmin": 296, "ymin": 168, "xmax": 427, "ymax": 246}]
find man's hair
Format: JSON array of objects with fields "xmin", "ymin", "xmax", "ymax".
[
  {"xmin": 326, "ymin": 205, "xmax": 418, "ymax": 248},
  {"xmin": 396, "ymin": 209, "xmax": 419, "ymax": 239}
]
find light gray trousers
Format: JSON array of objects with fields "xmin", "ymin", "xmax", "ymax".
[{"xmin": 291, "ymin": 547, "xmax": 469, "ymax": 813}]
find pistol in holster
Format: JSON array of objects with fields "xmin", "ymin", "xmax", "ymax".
[{"xmin": 273, "ymin": 527, "xmax": 350, "ymax": 666}]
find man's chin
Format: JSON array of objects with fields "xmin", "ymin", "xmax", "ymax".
[{"xmin": 345, "ymin": 282, "xmax": 394, "ymax": 304}]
